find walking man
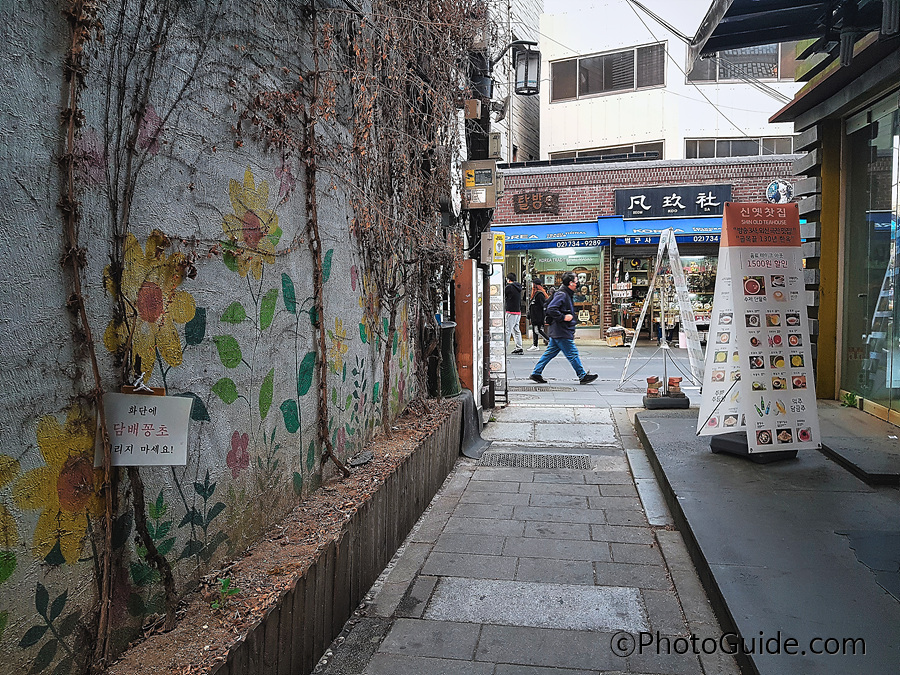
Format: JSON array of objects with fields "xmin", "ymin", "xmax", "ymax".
[
  {"xmin": 505, "ymin": 272, "xmax": 524, "ymax": 355},
  {"xmin": 529, "ymin": 272, "xmax": 598, "ymax": 384}
]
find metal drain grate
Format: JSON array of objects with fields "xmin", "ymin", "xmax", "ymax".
[
  {"xmin": 480, "ymin": 452, "xmax": 592, "ymax": 469},
  {"xmin": 508, "ymin": 385, "xmax": 577, "ymax": 392}
]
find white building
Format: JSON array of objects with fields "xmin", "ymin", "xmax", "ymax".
[{"xmin": 539, "ymin": 0, "xmax": 803, "ymax": 161}]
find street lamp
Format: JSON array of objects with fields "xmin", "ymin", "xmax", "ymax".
[{"xmin": 490, "ymin": 40, "xmax": 541, "ymax": 96}]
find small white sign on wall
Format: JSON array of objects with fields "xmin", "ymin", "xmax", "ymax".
[{"xmin": 95, "ymin": 393, "xmax": 193, "ymax": 466}]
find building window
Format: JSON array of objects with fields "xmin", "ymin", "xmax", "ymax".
[
  {"xmin": 688, "ymin": 42, "xmax": 798, "ymax": 82},
  {"xmin": 551, "ymin": 43, "xmax": 666, "ymax": 102},
  {"xmin": 550, "ymin": 141, "xmax": 664, "ymax": 161},
  {"xmin": 685, "ymin": 136, "xmax": 794, "ymax": 158}
]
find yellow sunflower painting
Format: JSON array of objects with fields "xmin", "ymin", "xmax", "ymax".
[
  {"xmin": 223, "ymin": 167, "xmax": 280, "ymax": 279},
  {"xmin": 328, "ymin": 318, "xmax": 350, "ymax": 375},
  {"xmin": 13, "ymin": 407, "xmax": 101, "ymax": 565},
  {"xmin": 104, "ymin": 230, "xmax": 196, "ymax": 381},
  {"xmin": 0, "ymin": 455, "xmax": 20, "ymax": 551}
]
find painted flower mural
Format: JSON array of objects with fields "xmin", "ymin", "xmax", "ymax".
[
  {"xmin": 0, "ymin": 455, "xmax": 20, "ymax": 578},
  {"xmin": 12, "ymin": 407, "xmax": 100, "ymax": 565},
  {"xmin": 103, "ymin": 230, "xmax": 196, "ymax": 381},
  {"xmin": 328, "ymin": 318, "xmax": 350, "ymax": 375},
  {"xmin": 399, "ymin": 302, "xmax": 410, "ymax": 363},
  {"xmin": 222, "ymin": 167, "xmax": 281, "ymax": 279},
  {"xmin": 227, "ymin": 431, "xmax": 250, "ymax": 479}
]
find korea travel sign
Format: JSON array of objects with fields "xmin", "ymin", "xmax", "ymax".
[{"xmin": 697, "ymin": 202, "xmax": 820, "ymax": 454}]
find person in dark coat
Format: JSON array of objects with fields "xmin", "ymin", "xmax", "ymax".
[
  {"xmin": 527, "ymin": 278, "xmax": 549, "ymax": 351},
  {"xmin": 529, "ymin": 272, "xmax": 598, "ymax": 384},
  {"xmin": 504, "ymin": 272, "xmax": 524, "ymax": 354}
]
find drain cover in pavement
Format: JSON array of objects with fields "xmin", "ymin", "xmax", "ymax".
[
  {"xmin": 479, "ymin": 451, "xmax": 591, "ymax": 469},
  {"xmin": 509, "ymin": 385, "xmax": 577, "ymax": 392}
]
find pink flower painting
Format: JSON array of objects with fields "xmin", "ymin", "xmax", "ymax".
[{"xmin": 227, "ymin": 431, "xmax": 250, "ymax": 478}]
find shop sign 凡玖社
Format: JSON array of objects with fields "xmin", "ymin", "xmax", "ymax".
[{"xmin": 615, "ymin": 184, "xmax": 732, "ymax": 220}]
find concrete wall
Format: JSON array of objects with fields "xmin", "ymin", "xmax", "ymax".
[
  {"xmin": 0, "ymin": 2, "xmax": 419, "ymax": 673},
  {"xmin": 539, "ymin": 0, "xmax": 801, "ymax": 159}
]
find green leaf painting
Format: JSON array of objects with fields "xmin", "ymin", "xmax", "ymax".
[
  {"xmin": 383, "ymin": 317, "xmax": 389, "ymax": 336},
  {"xmin": 309, "ymin": 306, "xmax": 319, "ymax": 327},
  {"xmin": 292, "ymin": 471, "xmax": 303, "ymax": 495},
  {"xmin": 174, "ymin": 392, "xmax": 211, "ymax": 421},
  {"xmin": 49, "ymin": 590, "xmax": 67, "ymax": 621},
  {"xmin": 30, "ymin": 639, "xmax": 58, "ymax": 673},
  {"xmin": 282, "ymin": 273, "xmax": 297, "ymax": 313},
  {"xmin": 223, "ymin": 248, "xmax": 239, "ymax": 273},
  {"xmin": 359, "ymin": 322, "xmax": 368, "ymax": 343},
  {"xmin": 185, "ymin": 307, "xmax": 206, "ymax": 345},
  {"xmin": 36, "ymin": 583, "xmax": 49, "ymax": 617},
  {"xmin": 298, "ymin": 351, "xmax": 315, "ymax": 397},
  {"xmin": 306, "ymin": 440, "xmax": 316, "ymax": 473},
  {"xmin": 259, "ymin": 368, "xmax": 275, "ymax": 420},
  {"xmin": 322, "ymin": 248, "xmax": 334, "ymax": 282},
  {"xmin": 260, "ymin": 288, "xmax": 278, "ymax": 330},
  {"xmin": 0, "ymin": 551, "xmax": 15, "ymax": 585},
  {"xmin": 212, "ymin": 378, "xmax": 239, "ymax": 404},
  {"xmin": 213, "ymin": 335, "xmax": 242, "ymax": 368},
  {"xmin": 19, "ymin": 624, "xmax": 47, "ymax": 648},
  {"xmin": 221, "ymin": 302, "xmax": 246, "ymax": 324},
  {"xmin": 280, "ymin": 400, "xmax": 300, "ymax": 433}
]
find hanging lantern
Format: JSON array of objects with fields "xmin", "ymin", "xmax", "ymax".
[{"xmin": 514, "ymin": 45, "xmax": 541, "ymax": 96}]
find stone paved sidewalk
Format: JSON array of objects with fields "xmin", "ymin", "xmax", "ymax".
[{"xmin": 319, "ymin": 399, "xmax": 738, "ymax": 675}]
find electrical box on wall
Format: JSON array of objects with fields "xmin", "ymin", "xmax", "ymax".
[
  {"xmin": 462, "ymin": 160, "xmax": 497, "ymax": 209},
  {"xmin": 495, "ymin": 171, "xmax": 505, "ymax": 198},
  {"xmin": 488, "ymin": 132, "xmax": 502, "ymax": 158},
  {"xmin": 463, "ymin": 99, "xmax": 482, "ymax": 119}
]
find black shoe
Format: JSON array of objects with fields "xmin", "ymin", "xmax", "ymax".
[
  {"xmin": 511, "ymin": 349, "xmax": 524, "ymax": 355},
  {"xmin": 529, "ymin": 373, "xmax": 547, "ymax": 384},
  {"xmin": 579, "ymin": 373, "xmax": 598, "ymax": 385}
]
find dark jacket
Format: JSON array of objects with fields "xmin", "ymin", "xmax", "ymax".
[
  {"xmin": 504, "ymin": 282, "xmax": 522, "ymax": 313},
  {"xmin": 545, "ymin": 284, "xmax": 577, "ymax": 339},
  {"xmin": 528, "ymin": 288, "xmax": 547, "ymax": 324}
]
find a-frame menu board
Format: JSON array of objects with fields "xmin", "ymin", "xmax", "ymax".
[{"xmin": 697, "ymin": 203, "xmax": 820, "ymax": 453}]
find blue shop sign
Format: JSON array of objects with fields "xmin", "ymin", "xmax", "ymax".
[{"xmin": 616, "ymin": 234, "xmax": 721, "ymax": 245}]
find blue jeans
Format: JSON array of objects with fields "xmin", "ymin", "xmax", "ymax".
[{"xmin": 532, "ymin": 338, "xmax": 586, "ymax": 379}]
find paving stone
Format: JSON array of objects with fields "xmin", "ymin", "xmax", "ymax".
[
  {"xmin": 583, "ymin": 471, "xmax": 634, "ymax": 485},
  {"xmin": 424, "ymin": 577, "xmax": 647, "ymax": 632},
  {"xmin": 625, "ymin": 636, "xmax": 706, "ymax": 675},
  {"xmin": 365, "ymin": 653, "xmax": 492, "ymax": 675},
  {"xmin": 408, "ymin": 516, "xmax": 449, "ymax": 544},
  {"xmin": 443, "ymin": 516, "xmax": 526, "ymax": 537},
  {"xmin": 574, "ymin": 408, "xmax": 615, "ymax": 424},
  {"xmin": 466, "ymin": 480, "xmax": 522, "ymax": 493},
  {"xmin": 587, "ymin": 496, "xmax": 644, "ymax": 511},
  {"xmin": 519, "ymin": 483, "xmax": 600, "ymax": 496},
  {"xmin": 515, "ymin": 556, "xmax": 596, "ymax": 586},
  {"xmin": 494, "ymin": 665, "xmax": 598, "ymax": 675},
  {"xmin": 471, "ymin": 467, "xmax": 536, "ymax": 482},
  {"xmin": 481, "ymin": 422, "xmax": 535, "ymax": 443},
  {"xmin": 597, "ymin": 483, "xmax": 640, "ymax": 497},
  {"xmin": 377, "ymin": 618, "xmax": 482, "ymax": 660},
  {"xmin": 460, "ymin": 491, "xmax": 531, "ymax": 506},
  {"xmin": 536, "ymin": 423, "xmax": 618, "ymax": 445},
  {"xmin": 495, "ymin": 407, "xmax": 577, "ymax": 424},
  {"xmin": 529, "ymin": 494, "xmax": 589, "ymax": 508},
  {"xmin": 434, "ymin": 533, "xmax": 505, "ymax": 556},
  {"xmin": 384, "ymin": 543, "xmax": 433, "ymax": 584},
  {"xmin": 523, "ymin": 521, "xmax": 592, "ymax": 541},
  {"xmin": 641, "ymin": 589, "xmax": 688, "ymax": 634},
  {"xmin": 368, "ymin": 581, "xmax": 411, "ymax": 618},
  {"xmin": 532, "ymin": 471, "xmax": 587, "ymax": 484},
  {"xmin": 453, "ymin": 503, "xmax": 515, "ymax": 520},
  {"xmin": 593, "ymin": 561, "xmax": 673, "ymax": 591},
  {"xmin": 610, "ymin": 541, "xmax": 665, "ymax": 566},
  {"xmin": 604, "ymin": 508, "xmax": 650, "ymax": 526},
  {"xmin": 590, "ymin": 524, "xmax": 655, "ymax": 545},
  {"xmin": 475, "ymin": 625, "xmax": 622, "ymax": 671},
  {"xmin": 420, "ymin": 551, "xmax": 518, "ymax": 579},
  {"xmin": 512, "ymin": 505, "xmax": 608, "ymax": 525},
  {"xmin": 503, "ymin": 536, "xmax": 612, "ymax": 562},
  {"xmin": 320, "ymin": 617, "xmax": 392, "ymax": 675},
  {"xmin": 396, "ymin": 576, "xmax": 438, "ymax": 618}
]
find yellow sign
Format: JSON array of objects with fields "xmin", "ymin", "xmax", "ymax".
[
  {"xmin": 492, "ymin": 232, "xmax": 505, "ymax": 263},
  {"xmin": 464, "ymin": 169, "xmax": 475, "ymax": 187}
]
